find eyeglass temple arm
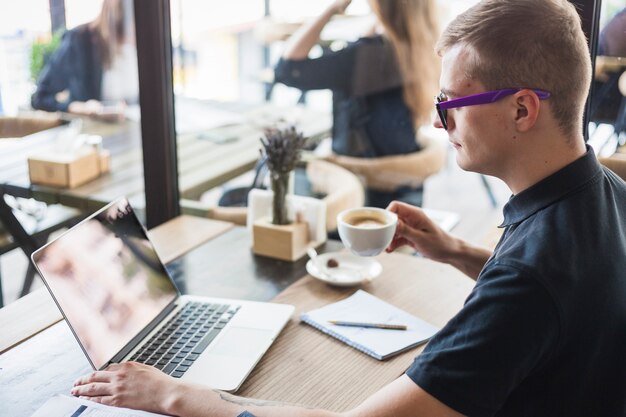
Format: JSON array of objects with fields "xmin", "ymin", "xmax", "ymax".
[{"xmin": 438, "ymin": 88, "xmax": 550, "ymax": 110}]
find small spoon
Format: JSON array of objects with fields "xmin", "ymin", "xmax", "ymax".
[{"xmin": 307, "ymin": 247, "xmax": 337, "ymax": 282}]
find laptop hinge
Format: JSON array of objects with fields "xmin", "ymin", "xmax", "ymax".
[{"xmin": 104, "ymin": 299, "xmax": 179, "ymax": 369}]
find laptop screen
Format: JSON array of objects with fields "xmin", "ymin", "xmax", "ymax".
[{"xmin": 32, "ymin": 199, "xmax": 178, "ymax": 369}]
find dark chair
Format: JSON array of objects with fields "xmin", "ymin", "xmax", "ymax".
[
  {"xmin": 0, "ymin": 202, "xmax": 84, "ymax": 307},
  {"xmin": 590, "ymin": 67, "xmax": 626, "ymax": 142},
  {"xmin": 218, "ymin": 156, "xmax": 269, "ymax": 208}
]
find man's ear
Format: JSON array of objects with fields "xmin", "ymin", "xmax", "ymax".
[{"xmin": 513, "ymin": 90, "xmax": 541, "ymax": 132}]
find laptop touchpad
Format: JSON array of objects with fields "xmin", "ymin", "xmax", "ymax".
[{"xmin": 209, "ymin": 327, "xmax": 273, "ymax": 357}]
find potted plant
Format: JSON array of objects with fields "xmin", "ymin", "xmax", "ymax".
[
  {"xmin": 261, "ymin": 126, "xmax": 307, "ymax": 224},
  {"xmin": 253, "ymin": 126, "xmax": 310, "ymax": 261}
]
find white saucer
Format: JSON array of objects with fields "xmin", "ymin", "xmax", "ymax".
[{"xmin": 306, "ymin": 251, "xmax": 383, "ymax": 287}]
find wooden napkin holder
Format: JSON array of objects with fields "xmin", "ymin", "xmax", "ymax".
[
  {"xmin": 252, "ymin": 217, "xmax": 310, "ymax": 261},
  {"xmin": 28, "ymin": 148, "xmax": 110, "ymax": 189}
]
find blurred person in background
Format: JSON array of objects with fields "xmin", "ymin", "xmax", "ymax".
[
  {"xmin": 598, "ymin": 7, "xmax": 626, "ymax": 57},
  {"xmin": 31, "ymin": 0, "xmax": 137, "ymax": 121},
  {"xmin": 274, "ymin": 0, "xmax": 440, "ymax": 208},
  {"xmin": 590, "ymin": 6, "xmax": 626, "ymax": 135}
]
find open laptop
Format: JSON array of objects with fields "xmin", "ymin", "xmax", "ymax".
[{"xmin": 31, "ymin": 198, "xmax": 294, "ymax": 392}]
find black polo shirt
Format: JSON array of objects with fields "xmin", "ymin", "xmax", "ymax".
[{"xmin": 407, "ymin": 147, "xmax": 626, "ymax": 416}]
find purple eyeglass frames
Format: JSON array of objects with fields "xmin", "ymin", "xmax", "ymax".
[{"xmin": 434, "ymin": 88, "xmax": 551, "ymax": 130}]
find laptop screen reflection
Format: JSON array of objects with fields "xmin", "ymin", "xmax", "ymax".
[{"xmin": 34, "ymin": 200, "xmax": 177, "ymax": 369}]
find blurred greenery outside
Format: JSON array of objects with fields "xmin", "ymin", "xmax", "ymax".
[{"xmin": 29, "ymin": 29, "xmax": 63, "ymax": 82}]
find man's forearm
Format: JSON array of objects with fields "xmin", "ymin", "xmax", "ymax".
[
  {"xmin": 221, "ymin": 391, "xmax": 341, "ymax": 417},
  {"xmin": 165, "ymin": 384, "xmax": 341, "ymax": 417},
  {"xmin": 444, "ymin": 238, "xmax": 492, "ymax": 280}
]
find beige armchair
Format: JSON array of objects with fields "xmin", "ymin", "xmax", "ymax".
[
  {"xmin": 324, "ymin": 128, "xmax": 448, "ymax": 194},
  {"xmin": 181, "ymin": 200, "xmax": 249, "ymax": 226}
]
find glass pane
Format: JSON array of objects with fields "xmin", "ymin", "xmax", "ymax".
[
  {"xmin": 0, "ymin": 0, "xmax": 146, "ymax": 303},
  {"xmin": 170, "ymin": 0, "xmax": 334, "ymax": 212},
  {"xmin": 588, "ymin": 0, "xmax": 625, "ymax": 154},
  {"xmin": 169, "ymin": 0, "xmax": 510, "ymax": 220},
  {"xmin": 0, "ymin": 0, "xmax": 146, "ymax": 212},
  {"xmin": 169, "ymin": 0, "xmax": 498, "ymax": 212}
]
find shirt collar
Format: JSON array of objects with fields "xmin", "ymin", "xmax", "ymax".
[{"xmin": 500, "ymin": 146, "xmax": 603, "ymax": 227}]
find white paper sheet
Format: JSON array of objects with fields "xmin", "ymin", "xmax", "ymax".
[
  {"xmin": 30, "ymin": 395, "xmax": 169, "ymax": 417},
  {"xmin": 421, "ymin": 208, "xmax": 461, "ymax": 232}
]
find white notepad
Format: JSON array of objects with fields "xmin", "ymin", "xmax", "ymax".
[{"xmin": 300, "ymin": 290, "xmax": 440, "ymax": 360}]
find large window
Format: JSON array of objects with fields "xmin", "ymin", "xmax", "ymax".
[
  {"xmin": 0, "ymin": 0, "xmax": 53, "ymax": 115},
  {"xmin": 0, "ymin": 0, "xmax": 149, "ymax": 304},
  {"xmin": 170, "ymin": 0, "xmax": 265, "ymax": 102},
  {"xmin": 0, "ymin": 0, "xmax": 145, "ymax": 205},
  {"xmin": 588, "ymin": 0, "xmax": 625, "ymax": 154},
  {"xmin": 168, "ymin": 0, "xmax": 485, "ymax": 210},
  {"xmin": 0, "ymin": 0, "xmax": 146, "ymax": 216},
  {"xmin": 1, "ymin": 0, "xmax": 609, "ymax": 219}
]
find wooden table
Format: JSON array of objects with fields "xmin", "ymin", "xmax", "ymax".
[
  {"xmin": 1, "ymin": 101, "xmax": 331, "ymax": 210},
  {"xmin": 239, "ymin": 255, "xmax": 473, "ymax": 411},
  {"xmin": 595, "ymin": 55, "xmax": 625, "ymax": 79},
  {"xmin": 0, "ymin": 221, "xmax": 474, "ymax": 416},
  {"xmin": 0, "ymin": 101, "xmax": 331, "ymax": 300}
]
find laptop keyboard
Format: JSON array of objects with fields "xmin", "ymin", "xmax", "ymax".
[{"xmin": 129, "ymin": 301, "xmax": 240, "ymax": 378}]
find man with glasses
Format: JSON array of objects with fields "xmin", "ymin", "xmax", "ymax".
[{"xmin": 72, "ymin": 1, "xmax": 626, "ymax": 416}]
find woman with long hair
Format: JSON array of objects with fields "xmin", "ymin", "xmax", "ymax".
[
  {"xmin": 275, "ymin": 0, "xmax": 440, "ymax": 207},
  {"xmin": 31, "ymin": 0, "xmax": 137, "ymax": 120}
]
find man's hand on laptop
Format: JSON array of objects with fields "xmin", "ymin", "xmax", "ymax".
[
  {"xmin": 71, "ymin": 362, "xmax": 184, "ymax": 415},
  {"xmin": 71, "ymin": 362, "xmax": 244, "ymax": 416}
]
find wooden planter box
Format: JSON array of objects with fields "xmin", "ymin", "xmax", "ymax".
[{"xmin": 252, "ymin": 217, "xmax": 310, "ymax": 261}]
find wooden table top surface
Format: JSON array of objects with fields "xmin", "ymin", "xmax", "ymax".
[
  {"xmin": 0, "ymin": 222, "xmax": 474, "ymax": 415},
  {"xmin": 0, "ymin": 102, "xmax": 331, "ymax": 211}
]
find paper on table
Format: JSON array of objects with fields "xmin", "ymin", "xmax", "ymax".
[
  {"xmin": 174, "ymin": 101, "xmax": 245, "ymax": 134},
  {"xmin": 421, "ymin": 208, "xmax": 460, "ymax": 232},
  {"xmin": 300, "ymin": 290, "xmax": 440, "ymax": 360},
  {"xmin": 30, "ymin": 395, "xmax": 170, "ymax": 417}
]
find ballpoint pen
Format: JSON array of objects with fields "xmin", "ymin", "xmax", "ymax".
[{"xmin": 328, "ymin": 320, "xmax": 407, "ymax": 330}]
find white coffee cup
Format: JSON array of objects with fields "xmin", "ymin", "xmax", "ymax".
[{"xmin": 337, "ymin": 207, "xmax": 398, "ymax": 257}]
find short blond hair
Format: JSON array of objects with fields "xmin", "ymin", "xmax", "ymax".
[{"xmin": 436, "ymin": 0, "xmax": 591, "ymax": 137}]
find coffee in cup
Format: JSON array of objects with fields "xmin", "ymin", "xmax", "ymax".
[
  {"xmin": 337, "ymin": 207, "xmax": 398, "ymax": 257},
  {"xmin": 344, "ymin": 214, "xmax": 387, "ymax": 228}
]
